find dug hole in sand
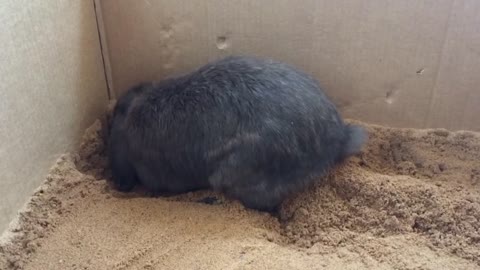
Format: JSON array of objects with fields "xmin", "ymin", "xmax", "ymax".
[{"xmin": 1, "ymin": 110, "xmax": 479, "ymax": 269}]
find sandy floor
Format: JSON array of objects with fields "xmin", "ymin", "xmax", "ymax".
[{"xmin": 1, "ymin": 118, "xmax": 479, "ymax": 270}]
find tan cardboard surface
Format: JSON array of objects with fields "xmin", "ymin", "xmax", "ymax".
[
  {"xmin": 100, "ymin": 0, "xmax": 480, "ymax": 131},
  {"xmin": 0, "ymin": 0, "xmax": 108, "ymax": 232}
]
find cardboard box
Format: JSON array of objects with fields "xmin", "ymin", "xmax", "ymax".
[
  {"xmin": 0, "ymin": 0, "xmax": 108, "ymax": 232},
  {"xmin": 1, "ymin": 0, "xmax": 479, "ymax": 232},
  {"xmin": 100, "ymin": 0, "xmax": 480, "ymax": 131}
]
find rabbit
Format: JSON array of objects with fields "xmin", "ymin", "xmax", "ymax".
[{"xmin": 108, "ymin": 55, "xmax": 367, "ymax": 212}]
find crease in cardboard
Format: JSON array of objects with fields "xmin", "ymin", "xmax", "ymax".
[
  {"xmin": 93, "ymin": 0, "xmax": 115, "ymax": 100},
  {"xmin": 424, "ymin": 0, "xmax": 455, "ymax": 128}
]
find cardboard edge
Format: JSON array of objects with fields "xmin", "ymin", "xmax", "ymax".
[{"xmin": 93, "ymin": 0, "xmax": 115, "ymax": 99}]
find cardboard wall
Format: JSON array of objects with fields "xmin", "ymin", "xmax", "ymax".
[
  {"xmin": 0, "ymin": 1, "xmax": 108, "ymax": 232},
  {"xmin": 99, "ymin": 0, "xmax": 480, "ymax": 131}
]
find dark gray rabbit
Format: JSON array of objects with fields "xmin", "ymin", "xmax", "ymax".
[{"xmin": 108, "ymin": 55, "xmax": 366, "ymax": 212}]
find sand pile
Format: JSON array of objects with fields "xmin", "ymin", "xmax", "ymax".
[{"xmin": 1, "ymin": 119, "xmax": 479, "ymax": 270}]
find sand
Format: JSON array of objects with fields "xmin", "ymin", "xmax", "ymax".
[{"xmin": 1, "ymin": 117, "xmax": 479, "ymax": 270}]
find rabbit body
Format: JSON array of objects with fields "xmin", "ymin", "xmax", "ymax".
[{"xmin": 108, "ymin": 56, "xmax": 366, "ymax": 211}]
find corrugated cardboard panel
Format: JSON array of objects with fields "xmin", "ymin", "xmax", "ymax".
[
  {"xmin": 99, "ymin": 0, "xmax": 479, "ymax": 131},
  {"xmin": 425, "ymin": 0, "xmax": 480, "ymax": 130},
  {"xmin": 0, "ymin": 0, "xmax": 108, "ymax": 232}
]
